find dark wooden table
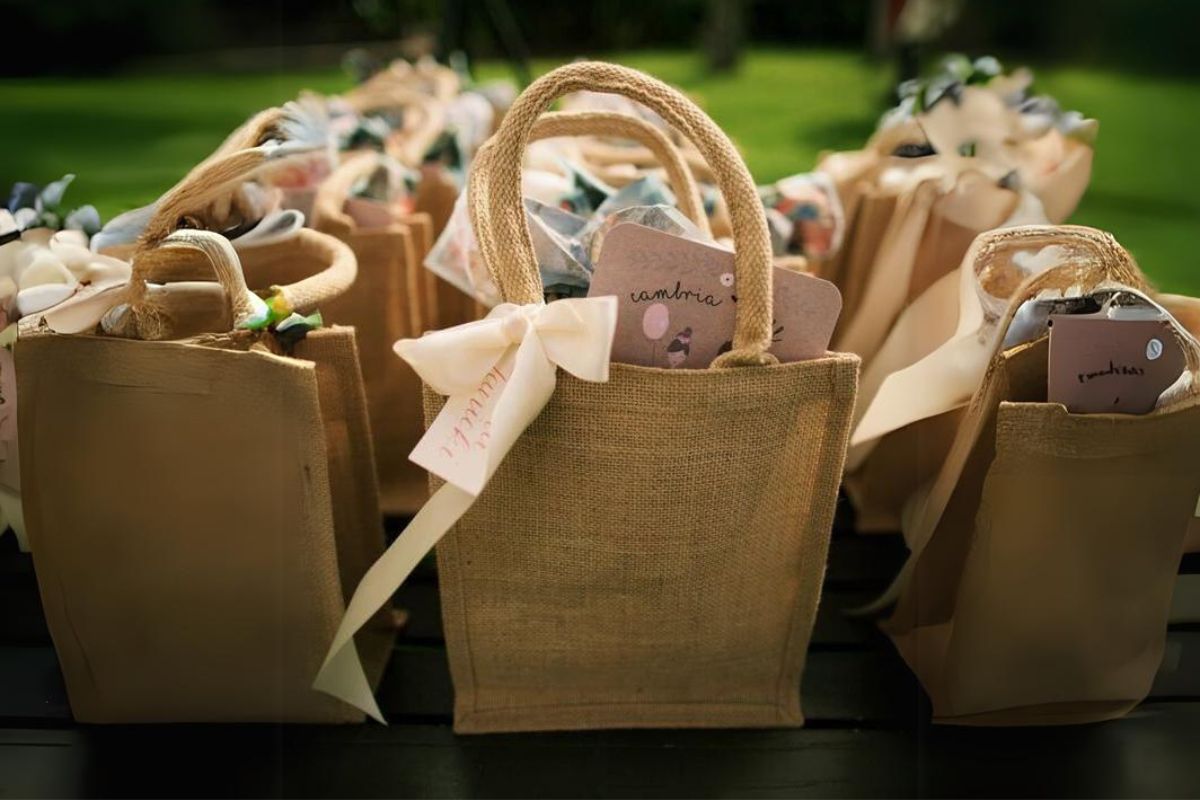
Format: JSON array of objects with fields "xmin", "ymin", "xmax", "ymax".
[{"xmin": 3, "ymin": 508, "xmax": 1199, "ymax": 798}]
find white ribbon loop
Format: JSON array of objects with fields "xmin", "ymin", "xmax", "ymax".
[{"xmin": 314, "ymin": 296, "xmax": 618, "ymax": 721}]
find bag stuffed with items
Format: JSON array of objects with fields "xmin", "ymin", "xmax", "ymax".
[
  {"xmin": 787, "ymin": 56, "xmax": 1096, "ymax": 369},
  {"xmin": 314, "ymin": 61, "xmax": 860, "ymax": 733},
  {"xmin": 293, "ymin": 149, "xmax": 438, "ymax": 514},
  {"xmin": 17, "ymin": 143, "xmax": 393, "ymax": 723},
  {"xmin": 425, "ymin": 107, "xmax": 713, "ymax": 308},
  {"xmin": 807, "ymin": 56, "xmax": 1099, "ymax": 532},
  {"xmin": 875, "ymin": 225, "xmax": 1200, "ymax": 725}
]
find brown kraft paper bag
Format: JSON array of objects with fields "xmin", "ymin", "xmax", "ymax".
[{"xmin": 880, "ymin": 231, "xmax": 1200, "ymax": 724}]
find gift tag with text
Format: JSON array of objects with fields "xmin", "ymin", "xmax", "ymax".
[
  {"xmin": 1047, "ymin": 314, "xmax": 1186, "ymax": 414},
  {"xmin": 588, "ymin": 223, "xmax": 841, "ymax": 368}
]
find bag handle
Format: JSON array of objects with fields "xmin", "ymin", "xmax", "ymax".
[
  {"xmin": 527, "ymin": 110, "xmax": 710, "ymax": 236},
  {"xmin": 138, "ymin": 146, "xmax": 276, "ymax": 247},
  {"xmin": 582, "ymin": 137, "xmax": 715, "ymax": 184},
  {"xmin": 355, "ymin": 59, "xmax": 461, "ymax": 105},
  {"xmin": 309, "ymin": 151, "xmax": 393, "ymax": 237},
  {"xmin": 137, "ymin": 106, "xmax": 300, "ymax": 246},
  {"xmin": 320, "ymin": 111, "xmax": 712, "ymax": 237},
  {"xmin": 210, "ymin": 107, "xmax": 290, "ymax": 159},
  {"xmin": 138, "ymin": 100, "xmax": 323, "ymax": 248},
  {"xmin": 469, "ymin": 61, "xmax": 776, "ymax": 368},
  {"xmin": 110, "ymin": 227, "xmax": 356, "ymax": 340},
  {"xmin": 968, "ymin": 224, "xmax": 1199, "ymax": 379},
  {"xmin": 966, "ymin": 224, "xmax": 1200, "ymax": 378},
  {"xmin": 343, "ymin": 84, "xmax": 446, "ymax": 168}
]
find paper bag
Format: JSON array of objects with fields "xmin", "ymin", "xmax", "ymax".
[{"xmin": 882, "ymin": 235, "xmax": 1200, "ymax": 725}]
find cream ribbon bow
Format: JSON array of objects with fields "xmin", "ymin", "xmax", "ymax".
[{"xmin": 314, "ymin": 296, "xmax": 618, "ymax": 721}]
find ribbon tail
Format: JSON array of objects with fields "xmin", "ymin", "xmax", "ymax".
[
  {"xmin": 0, "ymin": 486, "xmax": 25, "ymax": 552},
  {"xmin": 313, "ymin": 482, "xmax": 475, "ymax": 722},
  {"xmin": 849, "ymin": 331, "xmax": 986, "ymax": 449}
]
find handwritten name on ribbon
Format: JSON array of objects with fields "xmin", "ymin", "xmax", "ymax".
[{"xmin": 313, "ymin": 297, "xmax": 618, "ymax": 721}]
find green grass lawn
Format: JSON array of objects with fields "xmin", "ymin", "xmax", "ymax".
[{"xmin": 2, "ymin": 49, "xmax": 1196, "ymax": 293}]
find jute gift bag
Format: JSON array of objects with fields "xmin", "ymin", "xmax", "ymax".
[
  {"xmin": 312, "ymin": 62, "xmax": 860, "ymax": 733},
  {"xmin": 18, "ymin": 225, "xmax": 393, "ymax": 723},
  {"xmin": 879, "ymin": 228, "xmax": 1200, "ymax": 725},
  {"xmin": 341, "ymin": 74, "xmax": 478, "ymax": 334},
  {"xmin": 307, "ymin": 150, "xmax": 435, "ymax": 514}
]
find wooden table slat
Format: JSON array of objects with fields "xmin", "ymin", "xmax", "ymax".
[{"xmin": 4, "ymin": 704, "xmax": 1200, "ymax": 799}]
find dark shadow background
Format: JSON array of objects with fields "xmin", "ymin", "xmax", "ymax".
[{"xmin": 3, "ymin": 0, "xmax": 1198, "ymax": 77}]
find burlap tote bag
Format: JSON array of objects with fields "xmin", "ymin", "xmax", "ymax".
[
  {"xmin": 342, "ymin": 76, "xmax": 475, "ymax": 333},
  {"xmin": 18, "ymin": 221, "xmax": 393, "ymax": 723},
  {"xmin": 345, "ymin": 77, "xmax": 480, "ymax": 332},
  {"xmin": 878, "ymin": 227, "xmax": 1200, "ymax": 725},
  {"xmin": 312, "ymin": 62, "xmax": 861, "ymax": 733}
]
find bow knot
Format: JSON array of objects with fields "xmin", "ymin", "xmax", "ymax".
[
  {"xmin": 396, "ymin": 298, "xmax": 617, "ymax": 401},
  {"xmin": 395, "ymin": 297, "xmax": 617, "ymax": 497},
  {"xmin": 500, "ymin": 309, "xmax": 531, "ymax": 344}
]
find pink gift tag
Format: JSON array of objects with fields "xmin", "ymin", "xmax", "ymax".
[
  {"xmin": 1048, "ymin": 314, "xmax": 1186, "ymax": 414},
  {"xmin": 588, "ymin": 223, "xmax": 841, "ymax": 368}
]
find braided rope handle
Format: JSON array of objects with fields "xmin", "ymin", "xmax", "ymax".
[
  {"xmin": 139, "ymin": 146, "xmax": 275, "ymax": 247},
  {"xmin": 119, "ymin": 226, "xmax": 355, "ymax": 343},
  {"xmin": 470, "ymin": 61, "xmax": 777, "ymax": 368},
  {"xmin": 269, "ymin": 227, "xmax": 358, "ymax": 313},
  {"xmin": 210, "ymin": 107, "xmax": 289, "ymax": 159},
  {"xmin": 137, "ymin": 107, "xmax": 293, "ymax": 246},
  {"xmin": 528, "ymin": 110, "xmax": 710, "ymax": 236},
  {"xmin": 111, "ymin": 230, "xmax": 258, "ymax": 339},
  {"xmin": 133, "ymin": 110, "xmax": 356, "ymax": 314},
  {"xmin": 582, "ymin": 138, "xmax": 715, "ymax": 184},
  {"xmin": 114, "ymin": 228, "xmax": 356, "ymax": 340}
]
